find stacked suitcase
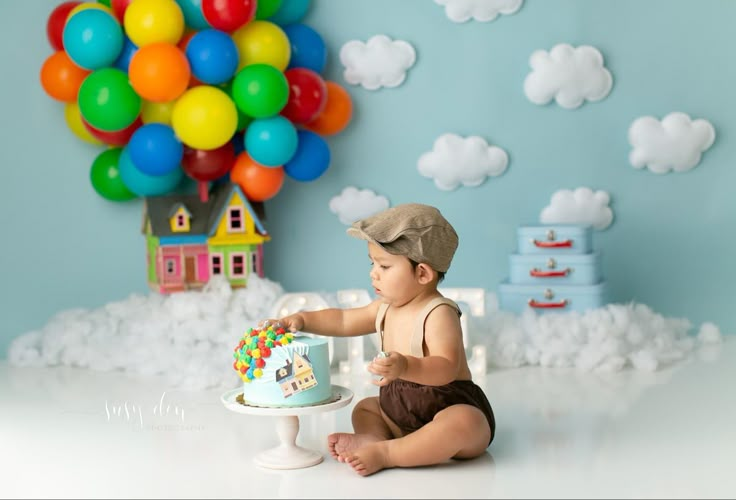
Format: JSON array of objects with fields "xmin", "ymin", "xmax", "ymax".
[{"xmin": 498, "ymin": 225, "xmax": 608, "ymax": 314}]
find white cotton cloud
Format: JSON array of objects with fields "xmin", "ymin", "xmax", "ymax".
[
  {"xmin": 339, "ymin": 34, "xmax": 416, "ymax": 90},
  {"xmin": 540, "ymin": 187, "xmax": 614, "ymax": 230},
  {"xmin": 329, "ymin": 186, "xmax": 390, "ymax": 225},
  {"xmin": 473, "ymin": 299, "xmax": 712, "ymax": 373},
  {"xmin": 7, "ymin": 276, "xmax": 286, "ymax": 390},
  {"xmin": 7, "ymin": 277, "xmax": 717, "ymax": 386},
  {"xmin": 417, "ymin": 133, "xmax": 508, "ymax": 191},
  {"xmin": 524, "ymin": 43, "xmax": 613, "ymax": 109},
  {"xmin": 434, "ymin": 0, "xmax": 523, "ymax": 23},
  {"xmin": 628, "ymin": 112, "xmax": 716, "ymax": 174}
]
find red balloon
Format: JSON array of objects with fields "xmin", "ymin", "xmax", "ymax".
[
  {"xmin": 202, "ymin": 0, "xmax": 257, "ymax": 33},
  {"xmin": 111, "ymin": 0, "xmax": 134, "ymax": 23},
  {"xmin": 46, "ymin": 1, "xmax": 82, "ymax": 51},
  {"xmin": 281, "ymin": 68, "xmax": 327, "ymax": 124},
  {"xmin": 82, "ymin": 116, "xmax": 143, "ymax": 146},
  {"xmin": 181, "ymin": 142, "xmax": 236, "ymax": 182}
]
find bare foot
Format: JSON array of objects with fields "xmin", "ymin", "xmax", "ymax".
[
  {"xmin": 344, "ymin": 442, "xmax": 392, "ymax": 477},
  {"xmin": 327, "ymin": 433, "xmax": 381, "ymax": 462}
]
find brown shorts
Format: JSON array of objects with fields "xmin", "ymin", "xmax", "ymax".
[{"xmin": 379, "ymin": 379, "xmax": 495, "ymax": 446}]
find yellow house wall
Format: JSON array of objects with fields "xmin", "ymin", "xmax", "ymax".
[{"xmin": 209, "ymin": 192, "xmax": 270, "ymax": 246}]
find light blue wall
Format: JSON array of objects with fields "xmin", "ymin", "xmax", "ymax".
[{"xmin": 1, "ymin": 0, "xmax": 733, "ymax": 357}]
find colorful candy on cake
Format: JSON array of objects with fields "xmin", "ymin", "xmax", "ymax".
[{"xmin": 232, "ymin": 324, "xmax": 332, "ymax": 408}]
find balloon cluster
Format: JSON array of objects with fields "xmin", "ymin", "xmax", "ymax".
[{"xmin": 40, "ymin": 0, "xmax": 353, "ymax": 202}]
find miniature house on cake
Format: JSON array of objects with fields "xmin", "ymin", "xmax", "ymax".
[
  {"xmin": 142, "ymin": 182, "xmax": 270, "ymax": 294},
  {"xmin": 276, "ymin": 352, "xmax": 318, "ymax": 398}
]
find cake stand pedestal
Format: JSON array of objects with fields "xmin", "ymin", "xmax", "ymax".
[{"xmin": 221, "ymin": 385, "xmax": 354, "ymax": 470}]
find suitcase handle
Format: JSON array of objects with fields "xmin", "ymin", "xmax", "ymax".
[
  {"xmin": 530, "ymin": 268, "xmax": 571, "ymax": 278},
  {"xmin": 528, "ymin": 298, "xmax": 568, "ymax": 309},
  {"xmin": 532, "ymin": 239, "xmax": 573, "ymax": 248}
]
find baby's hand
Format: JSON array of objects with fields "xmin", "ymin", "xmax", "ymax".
[
  {"xmin": 368, "ymin": 351, "xmax": 407, "ymax": 386},
  {"xmin": 258, "ymin": 315, "xmax": 303, "ymax": 333}
]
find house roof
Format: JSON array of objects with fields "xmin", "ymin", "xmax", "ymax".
[{"xmin": 143, "ymin": 182, "xmax": 267, "ymax": 238}]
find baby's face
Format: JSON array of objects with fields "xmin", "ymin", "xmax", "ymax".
[{"xmin": 367, "ymin": 243, "xmax": 417, "ymax": 304}]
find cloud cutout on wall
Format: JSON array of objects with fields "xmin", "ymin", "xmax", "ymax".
[
  {"xmin": 329, "ymin": 186, "xmax": 390, "ymax": 225},
  {"xmin": 418, "ymin": 133, "xmax": 509, "ymax": 191},
  {"xmin": 628, "ymin": 112, "xmax": 716, "ymax": 174},
  {"xmin": 434, "ymin": 0, "xmax": 523, "ymax": 23},
  {"xmin": 339, "ymin": 35, "xmax": 416, "ymax": 90},
  {"xmin": 540, "ymin": 187, "xmax": 614, "ymax": 230},
  {"xmin": 524, "ymin": 43, "xmax": 613, "ymax": 109}
]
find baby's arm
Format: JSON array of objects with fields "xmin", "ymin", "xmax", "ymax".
[
  {"xmin": 369, "ymin": 305, "xmax": 463, "ymax": 386},
  {"xmin": 263, "ymin": 299, "xmax": 381, "ymax": 338}
]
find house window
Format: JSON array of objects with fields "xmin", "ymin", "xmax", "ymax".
[
  {"xmin": 175, "ymin": 214, "xmax": 186, "ymax": 229},
  {"xmin": 211, "ymin": 253, "xmax": 223, "ymax": 275},
  {"xmin": 165, "ymin": 258, "xmax": 176, "ymax": 275},
  {"xmin": 231, "ymin": 253, "xmax": 245, "ymax": 277},
  {"xmin": 291, "ymin": 382, "xmax": 297, "ymax": 390},
  {"xmin": 228, "ymin": 207, "xmax": 245, "ymax": 233},
  {"xmin": 251, "ymin": 252, "xmax": 258, "ymax": 274}
]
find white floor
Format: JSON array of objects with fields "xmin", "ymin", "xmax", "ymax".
[{"xmin": 1, "ymin": 338, "xmax": 734, "ymax": 499}]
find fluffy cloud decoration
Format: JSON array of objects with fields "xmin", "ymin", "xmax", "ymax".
[
  {"xmin": 418, "ymin": 133, "xmax": 508, "ymax": 191},
  {"xmin": 339, "ymin": 35, "xmax": 416, "ymax": 90},
  {"xmin": 540, "ymin": 187, "xmax": 614, "ymax": 230},
  {"xmin": 628, "ymin": 112, "xmax": 716, "ymax": 174},
  {"xmin": 524, "ymin": 43, "xmax": 613, "ymax": 109},
  {"xmin": 434, "ymin": 0, "xmax": 523, "ymax": 23},
  {"xmin": 329, "ymin": 186, "xmax": 390, "ymax": 225}
]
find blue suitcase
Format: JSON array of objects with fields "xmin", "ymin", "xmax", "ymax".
[
  {"xmin": 508, "ymin": 252, "xmax": 602, "ymax": 285},
  {"xmin": 517, "ymin": 225, "xmax": 593, "ymax": 255},
  {"xmin": 498, "ymin": 280, "xmax": 608, "ymax": 314}
]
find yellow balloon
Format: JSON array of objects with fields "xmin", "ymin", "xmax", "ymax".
[
  {"xmin": 232, "ymin": 20, "xmax": 291, "ymax": 71},
  {"xmin": 66, "ymin": 2, "xmax": 115, "ymax": 23},
  {"xmin": 171, "ymin": 86, "xmax": 237, "ymax": 150},
  {"xmin": 124, "ymin": 0, "xmax": 184, "ymax": 47},
  {"xmin": 141, "ymin": 99, "xmax": 175, "ymax": 125},
  {"xmin": 64, "ymin": 102, "xmax": 104, "ymax": 146}
]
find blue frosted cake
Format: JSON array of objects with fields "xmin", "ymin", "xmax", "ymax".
[{"xmin": 232, "ymin": 326, "xmax": 332, "ymax": 408}]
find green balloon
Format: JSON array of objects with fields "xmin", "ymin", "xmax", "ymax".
[
  {"xmin": 97, "ymin": 0, "xmax": 112, "ymax": 6},
  {"xmin": 231, "ymin": 64, "xmax": 289, "ymax": 119},
  {"xmin": 222, "ymin": 81, "xmax": 254, "ymax": 131},
  {"xmin": 256, "ymin": 0, "xmax": 283, "ymax": 19},
  {"xmin": 78, "ymin": 68, "xmax": 142, "ymax": 132},
  {"xmin": 90, "ymin": 148, "xmax": 137, "ymax": 202}
]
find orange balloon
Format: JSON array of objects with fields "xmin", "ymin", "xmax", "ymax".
[
  {"xmin": 230, "ymin": 152, "xmax": 285, "ymax": 202},
  {"xmin": 304, "ymin": 81, "xmax": 353, "ymax": 136},
  {"xmin": 40, "ymin": 50, "xmax": 90, "ymax": 102},
  {"xmin": 129, "ymin": 42, "xmax": 190, "ymax": 102}
]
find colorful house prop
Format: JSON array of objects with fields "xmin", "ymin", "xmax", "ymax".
[
  {"xmin": 142, "ymin": 182, "xmax": 269, "ymax": 294},
  {"xmin": 276, "ymin": 352, "xmax": 318, "ymax": 398}
]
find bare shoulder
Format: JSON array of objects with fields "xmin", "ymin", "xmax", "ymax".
[{"xmin": 423, "ymin": 302, "xmax": 462, "ymax": 340}]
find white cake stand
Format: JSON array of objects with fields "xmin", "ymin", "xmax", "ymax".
[{"xmin": 221, "ymin": 385, "xmax": 354, "ymax": 470}]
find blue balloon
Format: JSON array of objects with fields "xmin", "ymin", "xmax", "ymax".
[
  {"xmin": 284, "ymin": 24, "xmax": 326, "ymax": 73},
  {"xmin": 245, "ymin": 116, "xmax": 298, "ymax": 167},
  {"xmin": 114, "ymin": 36, "xmax": 138, "ymax": 73},
  {"xmin": 175, "ymin": 0, "xmax": 211, "ymax": 30},
  {"xmin": 231, "ymin": 131, "xmax": 246, "ymax": 156},
  {"xmin": 63, "ymin": 9, "xmax": 124, "ymax": 70},
  {"xmin": 127, "ymin": 124, "xmax": 184, "ymax": 176},
  {"xmin": 283, "ymin": 130, "xmax": 330, "ymax": 181},
  {"xmin": 270, "ymin": 0, "xmax": 310, "ymax": 25},
  {"xmin": 119, "ymin": 148, "xmax": 184, "ymax": 197},
  {"xmin": 186, "ymin": 29, "xmax": 239, "ymax": 85}
]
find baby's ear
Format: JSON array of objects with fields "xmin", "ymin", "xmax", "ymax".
[{"xmin": 415, "ymin": 263, "xmax": 436, "ymax": 284}]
